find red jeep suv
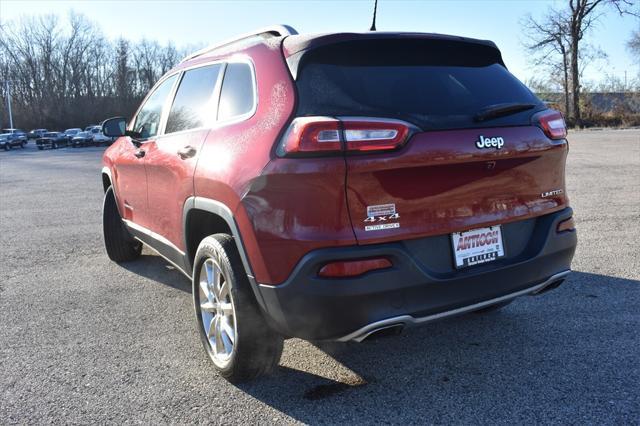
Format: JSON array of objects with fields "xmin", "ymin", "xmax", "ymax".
[{"xmin": 101, "ymin": 25, "xmax": 577, "ymax": 382}]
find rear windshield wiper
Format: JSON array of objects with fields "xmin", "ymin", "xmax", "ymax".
[{"xmin": 474, "ymin": 103, "xmax": 536, "ymax": 122}]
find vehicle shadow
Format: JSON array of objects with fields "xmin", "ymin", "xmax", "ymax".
[
  {"xmin": 118, "ymin": 253, "xmax": 639, "ymax": 422},
  {"xmin": 120, "ymin": 253, "xmax": 191, "ymax": 293},
  {"xmin": 235, "ymin": 271, "xmax": 639, "ymax": 423}
]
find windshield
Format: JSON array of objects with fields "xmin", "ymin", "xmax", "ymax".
[{"xmin": 295, "ymin": 39, "xmax": 543, "ymax": 130}]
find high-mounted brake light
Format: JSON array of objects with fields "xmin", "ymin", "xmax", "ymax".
[
  {"xmin": 278, "ymin": 117, "xmax": 412, "ymax": 156},
  {"xmin": 535, "ymin": 110, "xmax": 567, "ymax": 140}
]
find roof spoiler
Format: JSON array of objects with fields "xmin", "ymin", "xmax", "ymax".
[{"xmin": 181, "ymin": 24, "xmax": 298, "ymax": 63}]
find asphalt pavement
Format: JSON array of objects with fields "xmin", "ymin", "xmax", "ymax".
[{"xmin": 1, "ymin": 130, "xmax": 638, "ymax": 424}]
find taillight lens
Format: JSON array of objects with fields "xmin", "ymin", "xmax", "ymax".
[
  {"xmin": 280, "ymin": 117, "xmax": 342, "ymax": 154},
  {"xmin": 342, "ymin": 119, "xmax": 411, "ymax": 152},
  {"xmin": 535, "ymin": 110, "xmax": 567, "ymax": 140},
  {"xmin": 278, "ymin": 116, "xmax": 412, "ymax": 156},
  {"xmin": 318, "ymin": 257, "xmax": 392, "ymax": 278}
]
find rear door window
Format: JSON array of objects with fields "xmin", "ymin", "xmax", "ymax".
[
  {"xmin": 295, "ymin": 39, "xmax": 543, "ymax": 130},
  {"xmin": 132, "ymin": 75, "xmax": 178, "ymax": 139},
  {"xmin": 217, "ymin": 62, "xmax": 255, "ymax": 121},
  {"xmin": 165, "ymin": 64, "xmax": 223, "ymax": 134}
]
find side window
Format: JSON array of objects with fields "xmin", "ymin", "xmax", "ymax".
[
  {"xmin": 217, "ymin": 62, "xmax": 255, "ymax": 121},
  {"xmin": 132, "ymin": 75, "xmax": 177, "ymax": 139},
  {"xmin": 165, "ymin": 64, "xmax": 222, "ymax": 134}
]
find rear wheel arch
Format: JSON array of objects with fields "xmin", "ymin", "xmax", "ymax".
[
  {"xmin": 101, "ymin": 172, "xmax": 111, "ymax": 193},
  {"xmin": 183, "ymin": 197, "xmax": 268, "ymax": 311}
]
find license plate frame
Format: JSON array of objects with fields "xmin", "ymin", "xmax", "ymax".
[{"xmin": 451, "ymin": 225, "xmax": 505, "ymax": 269}]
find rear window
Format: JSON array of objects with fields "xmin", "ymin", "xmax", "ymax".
[{"xmin": 295, "ymin": 39, "xmax": 543, "ymax": 130}]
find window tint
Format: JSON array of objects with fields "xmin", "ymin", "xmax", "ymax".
[
  {"xmin": 296, "ymin": 40, "xmax": 543, "ymax": 130},
  {"xmin": 217, "ymin": 63, "xmax": 255, "ymax": 121},
  {"xmin": 133, "ymin": 75, "xmax": 177, "ymax": 138},
  {"xmin": 165, "ymin": 64, "xmax": 222, "ymax": 134}
]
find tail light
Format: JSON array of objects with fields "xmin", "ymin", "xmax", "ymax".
[
  {"xmin": 279, "ymin": 117, "xmax": 342, "ymax": 154},
  {"xmin": 318, "ymin": 257, "xmax": 392, "ymax": 278},
  {"xmin": 278, "ymin": 117, "xmax": 412, "ymax": 156},
  {"xmin": 535, "ymin": 110, "xmax": 567, "ymax": 140}
]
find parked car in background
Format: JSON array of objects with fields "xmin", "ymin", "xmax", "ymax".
[
  {"xmin": 36, "ymin": 132, "xmax": 68, "ymax": 149},
  {"xmin": 71, "ymin": 131, "xmax": 94, "ymax": 147},
  {"xmin": 2, "ymin": 128, "xmax": 28, "ymax": 143},
  {"xmin": 0, "ymin": 133, "xmax": 26, "ymax": 150},
  {"xmin": 63, "ymin": 128, "xmax": 82, "ymax": 142},
  {"xmin": 28, "ymin": 129, "xmax": 48, "ymax": 139},
  {"xmin": 88, "ymin": 125, "xmax": 113, "ymax": 146},
  {"xmin": 85, "ymin": 125, "xmax": 98, "ymax": 131}
]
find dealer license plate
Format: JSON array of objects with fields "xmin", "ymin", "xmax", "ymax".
[{"xmin": 451, "ymin": 226, "xmax": 505, "ymax": 268}]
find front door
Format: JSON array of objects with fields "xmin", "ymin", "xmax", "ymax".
[{"xmin": 116, "ymin": 73, "xmax": 179, "ymax": 229}]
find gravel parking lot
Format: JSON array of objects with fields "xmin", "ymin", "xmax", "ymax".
[{"xmin": 1, "ymin": 130, "xmax": 639, "ymax": 424}]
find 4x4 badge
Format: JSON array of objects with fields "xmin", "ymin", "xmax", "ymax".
[
  {"xmin": 364, "ymin": 204, "xmax": 400, "ymax": 231},
  {"xmin": 364, "ymin": 213, "xmax": 400, "ymax": 223}
]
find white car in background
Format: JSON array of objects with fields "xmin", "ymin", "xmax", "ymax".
[{"xmin": 88, "ymin": 126, "xmax": 113, "ymax": 146}]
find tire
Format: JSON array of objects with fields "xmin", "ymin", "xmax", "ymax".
[
  {"xmin": 3, "ymin": 144, "xmax": 8, "ymax": 151},
  {"xmin": 193, "ymin": 234, "xmax": 283, "ymax": 383},
  {"xmin": 52, "ymin": 142, "xmax": 57, "ymax": 149},
  {"xmin": 102, "ymin": 186, "xmax": 142, "ymax": 262},
  {"xmin": 37, "ymin": 146, "xmax": 43, "ymax": 151},
  {"xmin": 474, "ymin": 299, "xmax": 513, "ymax": 314},
  {"xmin": 21, "ymin": 142, "xmax": 25, "ymax": 149}
]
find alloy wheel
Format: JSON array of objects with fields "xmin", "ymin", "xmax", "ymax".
[{"xmin": 198, "ymin": 257, "xmax": 236, "ymax": 368}]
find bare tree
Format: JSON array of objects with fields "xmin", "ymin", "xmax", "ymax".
[
  {"xmin": 566, "ymin": 0, "xmax": 637, "ymax": 127},
  {"xmin": 522, "ymin": 8, "xmax": 572, "ymax": 116},
  {"xmin": 628, "ymin": 27, "xmax": 640, "ymax": 64}
]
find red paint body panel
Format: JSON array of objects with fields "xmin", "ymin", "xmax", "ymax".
[
  {"xmin": 193, "ymin": 42, "xmax": 308, "ymax": 284},
  {"xmin": 104, "ymin": 139, "xmax": 150, "ymax": 227},
  {"xmin": 145, "ymin": 129, "xmax": 210, "ymax": 251},
  {"xmin": 241, "ymin": 157, "xmax": 356, "ymax": 284},
  {"xmin": 345, "ymin": 126, "xmax": 568, "ymax": 244}
]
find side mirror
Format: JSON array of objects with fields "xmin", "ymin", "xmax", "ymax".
[{"xmin": 102, "ymin": 117, "xmax": 127, "ymax": 137}]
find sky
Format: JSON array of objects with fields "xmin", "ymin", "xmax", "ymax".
[{"xmin": 1, "ymin": 0, "xmax": 638, "ymax": 85}]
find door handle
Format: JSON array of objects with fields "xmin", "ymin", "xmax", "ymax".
[
  {"xmin": 177, "ymin": 145, "xmax": 197, "ymax": 159},
  {"xmin": 134, "ymin": 149, "xmax": 145, "ymax": 158}
]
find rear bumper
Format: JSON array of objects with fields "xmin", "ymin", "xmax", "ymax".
[{"xmin": 257, "ymin": 208, "xmax": 577, "ymax": 341}]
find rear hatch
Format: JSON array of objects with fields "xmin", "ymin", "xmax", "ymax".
[{"xmin": 288, "ymin": 36, "xmax": 568, "ymax": 245}]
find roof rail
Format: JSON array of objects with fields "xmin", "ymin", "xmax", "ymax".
[{"xmin": 181, "ymin": 24, "xmax": 298, "ymax": 62}]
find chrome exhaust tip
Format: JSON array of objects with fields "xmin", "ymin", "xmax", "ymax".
[{"xmin": 358, "ymin": 324, "xmax": 405, "ymax": 342}]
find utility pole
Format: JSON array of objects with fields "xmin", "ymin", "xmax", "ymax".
[{"xmin": 4, "ymin": 80, "xmax": 13, "ymax": 128}]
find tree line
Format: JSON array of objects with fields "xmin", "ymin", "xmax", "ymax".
[
  {"xmin": 0, "ymin": 12, "xmax": 192, "ymax": 130},
  {"xmin": 1, "ymin": 3, "xmax": 639, "ymax": 131}
]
